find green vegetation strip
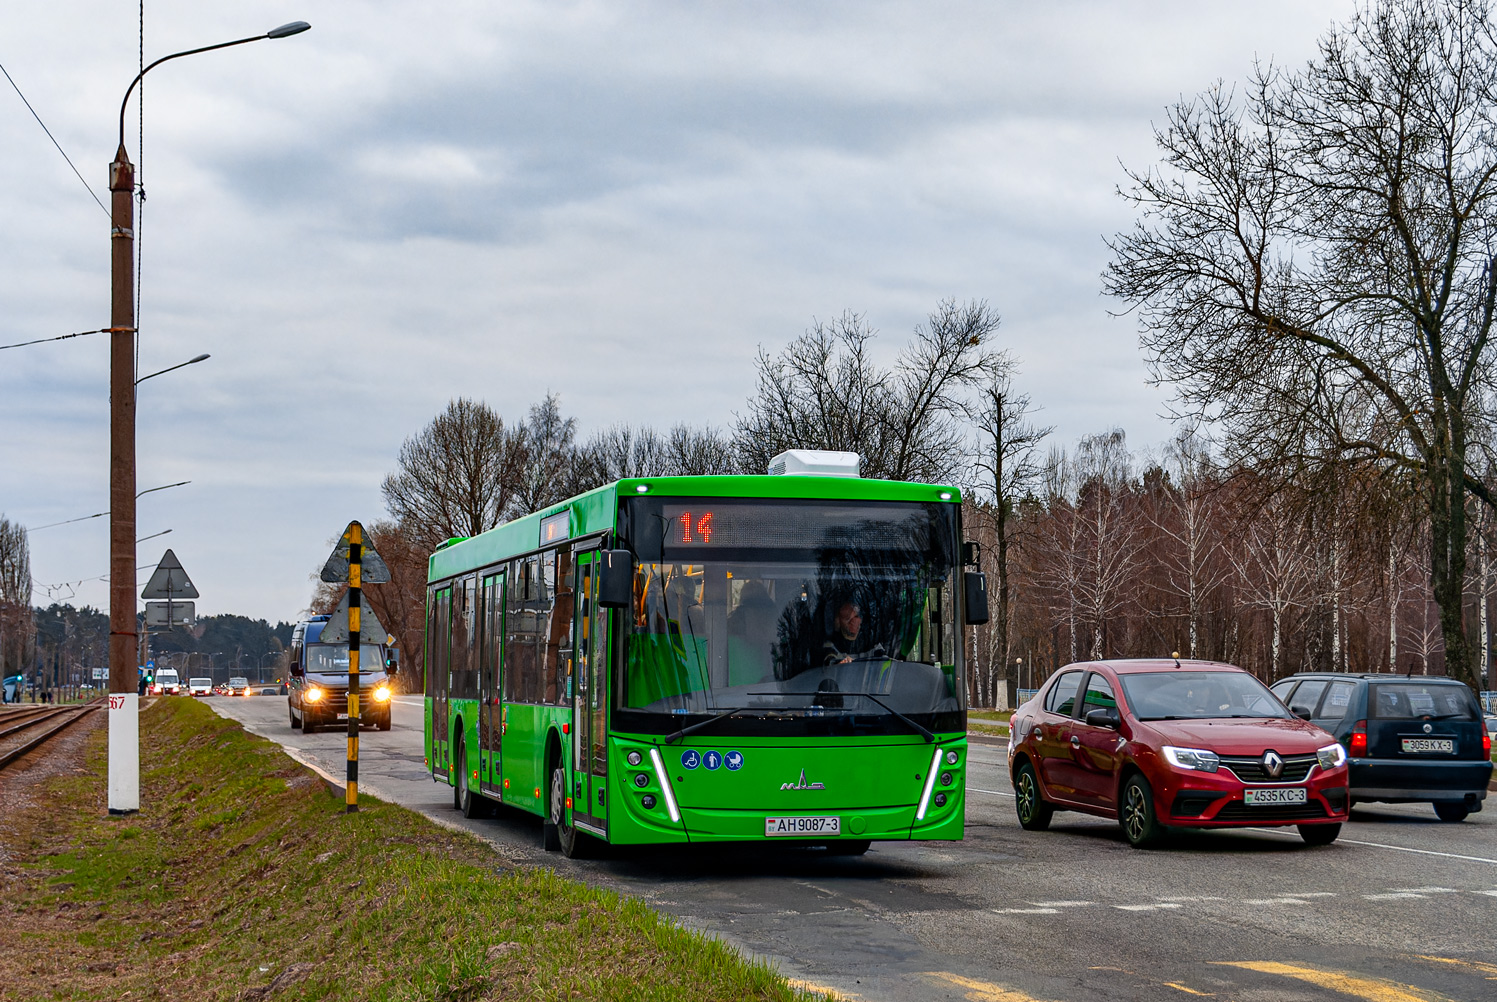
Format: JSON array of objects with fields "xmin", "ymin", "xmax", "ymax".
[{"xmin": 0, "ymin": 698, "xmax": 827, "ymax": 1002}]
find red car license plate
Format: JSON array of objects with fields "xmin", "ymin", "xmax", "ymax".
[{"xmin": 1243, "ymin": 787, "xmax": 1307, "ymax": 806}]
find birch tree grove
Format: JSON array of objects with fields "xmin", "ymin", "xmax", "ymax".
[{"xmin": 1105, "ymin": 0, "xmax": 1497, "ymax": 689}]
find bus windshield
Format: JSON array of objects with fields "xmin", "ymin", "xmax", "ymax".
[{"xmin": 619, "ymin": 497, "xmax": 963, "ymax": 735}]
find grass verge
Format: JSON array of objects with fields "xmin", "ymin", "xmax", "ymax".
[{"xmin": 0, "ymin": 698, "xmax": 825, "ymax": 1002}]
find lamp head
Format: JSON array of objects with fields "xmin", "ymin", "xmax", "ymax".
[
  {"xmin": 188, "ymin": 353, "xmax": 211, "ymax": 364},
  {"xmin": 266, "ymin": 21, "xmax": 311, "ymax": 39}
]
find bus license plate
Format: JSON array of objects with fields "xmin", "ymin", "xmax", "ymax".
[
  {"xmin": 1401, "ymin": 738, "xmax": 1453, "ymax": 753},
  {"xmin": 1243, "ymin": 787, "xmax": 1307, "ymax": 806},
  {"xmin": 765, "ymin": 816, "xmax": 840, "ymax": 837}
]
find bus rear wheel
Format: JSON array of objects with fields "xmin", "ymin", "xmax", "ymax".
[{"xmin": 455, "ymin": 737, "xmax": 489, "ymax": 819}]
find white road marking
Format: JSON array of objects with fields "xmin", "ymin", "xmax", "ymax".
[
  {"xmin": 968, "ymin": 787, "xmax": 1016, "ymax": 798},
  {"xmin": 1363, "ymin": 892, "xmax": 1427, "ymax": 900},
  {"xmin": 1241, "ymin": 897, "xmax": 1312, "ymax": 905},
  {"xmin": 992, "ymin": 907, "xmax": 1060, "ymax": 914},
  {"xmin": 1028, "ymin": 900, "xmax": 1094, "ymax": 908},
  {"xmin": 1244, "ymin": 827, "xmax": 1497, "ymax": 866},
  {"xmin": 1114, "ymin": 903, "xmax": 1183, "ymax": 911},
  {"xmin": 1390, "ymin": 886, "xmax": 1459, "ymax": 893},
  {"xmin": 1157, "ymin": 895, "xmax": 1226, "ymax": 902}
]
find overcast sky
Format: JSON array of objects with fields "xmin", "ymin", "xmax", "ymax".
[{"xmin": 1, "ymin": 0, "xmax": 1358, "ymax": 626}]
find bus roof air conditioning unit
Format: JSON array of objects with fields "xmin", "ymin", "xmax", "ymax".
[{"xmin": 767, "ymin": 450, "xmax": 861, "ymax": 478}]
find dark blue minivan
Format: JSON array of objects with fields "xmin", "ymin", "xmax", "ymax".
[{"xmin": 1271, "ymin": 673, "xmax": 1492, "ymax": 821}]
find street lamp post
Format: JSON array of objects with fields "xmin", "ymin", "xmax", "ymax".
[{"xmin": 106, "ymin": 20, "xmax": 310, "ymax": 816}]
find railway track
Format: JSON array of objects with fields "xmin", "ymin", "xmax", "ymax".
[{"xmin": 0, "ymin": 701, "xmax": 104, "ymax": 772}]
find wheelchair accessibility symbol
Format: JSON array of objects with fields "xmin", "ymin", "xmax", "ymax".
[{"xmin": 680, "ymin": 749, "xmax": 701, "ymax": 769}]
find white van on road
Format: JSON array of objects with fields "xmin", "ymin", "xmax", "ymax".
[{"xmin": 189, "ymin": 677, "xmax": 213, "ymax": 696}]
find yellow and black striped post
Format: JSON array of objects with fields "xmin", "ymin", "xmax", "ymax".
[{"xmin": 346, "ymin": 523, "xmax": 361, "ymax": 812}]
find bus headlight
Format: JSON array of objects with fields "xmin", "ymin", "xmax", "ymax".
[
  {"xmin": 373, "ymin": 686, "xmax": 391, "ymax": 702},
  {"xmin": 304, "ymin": 687, "xmax": 324, "ymax": 703}
]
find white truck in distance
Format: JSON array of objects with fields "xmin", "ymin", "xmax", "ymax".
[
  {"xmin": 154, "ymin": 669, "xmax": 181, "ymax": 695},
  {"xmin": 188, "ymin": 678, "xmax": 212, "ymax": 696}
]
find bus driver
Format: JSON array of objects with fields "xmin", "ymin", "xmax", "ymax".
[{"xmin": 822, "ymin": 601, "xmax": 867, "ymax": 665}]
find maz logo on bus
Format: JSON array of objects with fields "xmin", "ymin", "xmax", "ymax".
[{"xmin": 676, "ymin": 511, "xmax": 715, "ymax": 544}]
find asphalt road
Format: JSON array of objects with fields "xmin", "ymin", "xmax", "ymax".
[{"xmin": 207, "ymin": 694, "xmax": 1497, "ymax": 1002}]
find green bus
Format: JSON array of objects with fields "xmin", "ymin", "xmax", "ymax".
[{"xmin": 423, "ymin": 452, "xmax": 987, "ymax": 857}]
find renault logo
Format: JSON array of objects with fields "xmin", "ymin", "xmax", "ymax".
[
  {"xmin": 1262, "ymin": 750, "xmax": 1284, "ymax": 779},
  {"xmin": 780, "ymin": 768, "xmax": 825, "ymax": 791}
]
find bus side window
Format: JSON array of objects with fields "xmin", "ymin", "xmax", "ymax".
[
  {"xmin": 451, "ymin": 575, "xmax": 478, "ymax": 700},
  {"xmin": 506, "ymin": 556, "xmax": 542, "ymax": 703},
  {"xmin": 544, "ymin": 547, "xmax": 574, "ymax": 705},
  {"xmin": 428, "ymin": 586, "xmax": 451, "ymax": 698}
]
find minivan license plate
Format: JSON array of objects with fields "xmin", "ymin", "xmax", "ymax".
[
  {"xmin": 1243, "ymin": 787, "xmax": 1307, "ymax": 805},
  {"xmin": 765, "ymin": 816, "xmax": 840, "ymax": 837},
  {"xmin": 336, "ymin": 713, "xmax": 349, "ymax": 721},
  {"xmin": 1401, "ymin": 738, "xmax": 1453, "ymax": 753}
]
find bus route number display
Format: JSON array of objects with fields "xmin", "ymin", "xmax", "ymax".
[{"xmin": 672, "ymin": 510, "xmax": 715, "ymax": 544}]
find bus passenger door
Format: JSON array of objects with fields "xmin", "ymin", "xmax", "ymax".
[
  {"xmin": 572, "ymin": 550, "xmax": 609, "ymax": 836},
  {"xmin": 428, "ymin": 586, "xmax": 452, "ymax": 778},
  {"xmin": 479, "ymin": 571, "xmax": 505, "ymax": 797}
]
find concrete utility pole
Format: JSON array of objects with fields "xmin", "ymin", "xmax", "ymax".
[
  {"xmin": 105, "ymin": 20, "xmax": 311, "ymax": 816},
  {"xmin": 106, "ymin": 140, "xmax": 138, "ymax": 813}
]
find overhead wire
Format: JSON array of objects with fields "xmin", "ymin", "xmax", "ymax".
[
  {"xmin": 0, "ymin": 58, "xmax": 109, "ymax": 216},
  {"xmin": 0, "ymin": 328, "xmax": 111, "ymax": 351}
]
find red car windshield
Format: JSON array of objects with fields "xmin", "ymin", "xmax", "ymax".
[{"xmin": 1118, "ymin": 671, "xmax": 1289, "ymax": 721}]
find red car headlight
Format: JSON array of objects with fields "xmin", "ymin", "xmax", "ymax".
[
  {"xmin": 1316, "ymin": 743, "xmax": 1347, "ymax": 770},
  {"xmin": 1162, "ymin": 746, "xmax": 1220, "ymax": 773}
]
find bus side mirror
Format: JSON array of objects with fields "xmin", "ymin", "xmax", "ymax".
[
  {"xmin": 962, "ymin": 541, "xmax": 981, "ymax": 566},
  {"xmin": 385, "ymin": 649, "xmax": 400, "ymax": 674},
  {"xmin": 289, "ymin": 663, "xmax": 302, "ymax": 678},
  {"xmin": 963, "ymin": 571, "xmax": 990, "ymax": 625},
  {"xmin": 598, "ymin": 550, "xmax": 633, "ymax": 608}
]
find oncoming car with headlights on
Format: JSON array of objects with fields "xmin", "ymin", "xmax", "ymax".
[
  {"xmin": 1008, "ymin": 659, "xmax": 1349, "ymax": 848},
  {"xmin": 287, "ymin": 615, "xmax": 399, "ymax": 733}
]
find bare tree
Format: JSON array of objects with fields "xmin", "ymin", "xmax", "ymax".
[
  {"xmin": 967, "ymin": 360, "xmax": 1051, "ymax": 702},
  {"xmin": 1152, "ymin": 428, "xmax": 1234, "ymax": 658},
  {"xmin": 736, "ymin": 299, "xmax": 1001, "ymax": 482},
  {"xmin": 579, "ymin": 423, "xmax": 741, "ymax": 482},
  {"xmin": 0, "ymin": 516, "xmax": 33, "ymax": 684},
  {"xmin": 1106, "ymin": 0, "xmax": 1497, "ymax": 688},
  {"xmin": 515, "ymin": 393, "xmax": 584, "ymax": 513},
  {"xmin": 1231, "ymin": 494, "xmax": 1315, "ymax": 678},
  {"xmin": 381, "ymin": 398, "xmax": 528, "ymax": 551},
  {"xmin": 1072, "ymin": 431, "xmax": 1145, "ymax": 659}
]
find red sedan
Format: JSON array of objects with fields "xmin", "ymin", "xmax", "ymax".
[{"xmin": 1009, "ymin": 659, "xmax": 1349, "ymax": 847}]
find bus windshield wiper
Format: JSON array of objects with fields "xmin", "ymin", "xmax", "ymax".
[
  {"xmin": 750, "ymin": 690, "xmax": 935, "ymax": 743},
  {"xmin": 663, "ymin": 706, "xmax": 752, "ymax": 745}
]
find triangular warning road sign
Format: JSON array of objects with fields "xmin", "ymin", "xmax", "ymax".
[
  {"xmin": 140, "ymin": 549, "xmax": 200, "ymax": 599},
  {"xmin": 319, "ymin": 591, "xmax": 388, "ymax": 645},
  {"xmin": 320, "ymin": 520, "xmax": 391, "ymax": 584}
]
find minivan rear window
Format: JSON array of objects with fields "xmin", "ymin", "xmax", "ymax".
[{"xmin": 1369, "ymin": 683, "xmax": 1478, "ymax": 721}]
